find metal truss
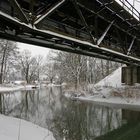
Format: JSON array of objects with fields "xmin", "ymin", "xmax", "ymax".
[
  {"xmin": 8, "ymin": 0, "xmax": 28, "ymax": 23},
  {"xmin": 0, "ymin": 0, "xmax": 140, "ymax": 65},
  {"xmin": 127, "ymin": 36, "xmax": 136, "ymax": 55},
  {"xmin": 97, "ymin": 21, "xmax": 114, "ymax": 45},
  {"xmin": 71, "ymin": 0, "xmax": 96, "ymax": 43},
  {"xmin": 35, "ymin": 0, "xmax": 66, "ymax": 26}
]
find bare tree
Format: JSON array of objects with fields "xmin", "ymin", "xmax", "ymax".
[
  {"xmin": 35, "ymin": 55, "xmax": 44, "ymax": 82},
  {"xmin": 48, "ymin": 50, "xmax": 121, "ymax": 90},
  {"xmin": 49, "ymin": 51, "xmax": 87, "ymax": 89},
  {"xmin": 0, "ymin": 40, "xmax": 18, "ymax": 84},
  {"xmin": 42, "ymin": 61, "xmax": 57, "ymax": 84},
  {"xmin": 19, "ymin": 50, "xmax": 43, "ymax": 84}
]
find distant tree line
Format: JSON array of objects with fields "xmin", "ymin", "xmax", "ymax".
[
  {"xmin": 48, "ymin": 51, "xmax": 121, "ymax": 89},
  {"xmin": 0, "ymin": 40, "xmax": 44, "ymax": 84},
  {"xmin": 0, "ymin": 39, "xmax": 121, "ymax": 88}
]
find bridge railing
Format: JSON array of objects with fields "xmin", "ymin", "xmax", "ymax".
[{"xmin": 116, "ymin": 0, "xmax": 140, "ymax": 21}]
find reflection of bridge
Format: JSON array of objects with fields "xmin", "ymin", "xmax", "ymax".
[{"xmin": 0, "ymin": 0, "xmax": 140, "ymax": 66}]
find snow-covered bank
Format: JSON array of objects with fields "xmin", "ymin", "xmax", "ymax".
[
  {"xmin": 95, "ymin": 67, "xmax": 122, "ymax": 88},
  {"xmin": 74, "ymin": 95, "xmax": 140, "ymax": 111},
  {"xmin": 0, "ymin": 83, "xmax": 67, "ymax": 93},
  {"xmin": 47, "ymin": 83, "xmax": 67, "ymax": 87},
  {"xmin": 0, "ymin": 86, "xmax": 23, "ymax": 93},
  {"xmin": 0, "ymin": 114, "xmax": 55, "ymax": 140},
  {"xmin": 65, "ymin": 66, "xmax": 140, "ymax": 110},
  {"xmin": 0, "ymin": 85, "xmax": 40, "ymax": 93},
  {"xmin": 65, "ymin": 86, "xmax": 140, "ymax": 111}
]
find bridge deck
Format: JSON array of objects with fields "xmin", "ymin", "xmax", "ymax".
[{"xmin": 0, "ymin": 0, "xmax": 140, "ymax": 65}]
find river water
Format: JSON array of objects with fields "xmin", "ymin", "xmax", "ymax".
[{"xmin": 0, "ymin": 87, "xmax": 140, "ymax": 140}]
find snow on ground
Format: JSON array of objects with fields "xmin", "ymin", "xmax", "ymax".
[
  {"xmin": 0, "ymin": 85, "xmax": 40, "ymax": 93},
  {"xmin": 0, "ymin": 85, "xmax": 23, "ymax": 93},
  {"xmin": 47, "ymin": 83, "xmax": 60, "ymax": 87},
  {"xmin": 0, "ymin": 114, "xmax": 55, "ymax": 140},
  {"xmin": 65, "ymin": 66, "xmax": 140, "ymax": 110},
  {"xmin": 47, "ymin": 83, "xmax": 67, "ymax": 87},
  {"xmin": 95, "ymin": 67, "xmax": 122, "ymax": 88},
  {"xmin": 0, "ymin": 83, "xmax": 66, "ymax": 93},
  {"xmin": 74, "ymin": 95, "xmax": 140, "ymax": 111}
]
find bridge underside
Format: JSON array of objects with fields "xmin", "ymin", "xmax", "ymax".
[{"xmin": 0, "ymin": 0, "xmax": 140, "ymax": 65}]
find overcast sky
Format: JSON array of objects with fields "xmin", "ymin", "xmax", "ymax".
[
  {"xmin": 17, "ymin": 0, "xmax": 140, "ymax": 56},
  {"xmin": 129, "ymin": 0, "xmax": 140, "ymax": 10},
  {"xmin": 17, "ymin": 42, "xmax": 50, "ymax": 57},
  {"xmin": 124, "ymin": 0, "xmax": 140, "ymax": 12}
]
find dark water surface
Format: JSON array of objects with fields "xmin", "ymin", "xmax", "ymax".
[{"xmin": 0, "ymin": 87, "xmax": 140, "ymax": 140}]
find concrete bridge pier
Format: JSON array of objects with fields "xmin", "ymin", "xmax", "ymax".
[{"xmin": 122, "ymin": 66, "xmax": 140, "ymax": 85}]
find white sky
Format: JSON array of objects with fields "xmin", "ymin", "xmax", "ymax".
[
  {"xmin": 17, "ymin": 42, "xmax": 50, "ymax": 56},
  {"xmin": 116, "ymin": 0, "xmax": 140, "ymax": 12},
  {"xmin": 17, "ymin": 0, "xmax": 140, "ymax": 56},
  {"xmin": 129, "ymin": 0, "xmax": 140, "ymax": 11}
]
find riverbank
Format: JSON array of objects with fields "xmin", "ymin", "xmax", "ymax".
[
  {"xmin": 73, "ymin": 93, "xmax": 140, "ymax": 111},
  {"xmin": 65, "ymin": 67, "xmax": 140, "ymax": 110},
  {"xmin": 0, "ymin": 114, "xmax": 55, "ymax": 140},
  {"xmin": 0, "ymin": 83, "xmax": 67, "ymax": 93},
  {"xmin": 0, "ymin": 85, "xmax": 39, "ymax": 93}
]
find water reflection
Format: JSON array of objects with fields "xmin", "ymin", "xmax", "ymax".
[
  {"xmin": 0, "ymin": 87, "xmax": 138, "ymax": 140},
  {"xmin": 0, "ymin": 94, "xmax": 4, "ymax": 114}
]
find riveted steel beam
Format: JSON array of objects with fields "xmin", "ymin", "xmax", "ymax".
[
  {"xmin": 8, "ymin": 0, "xmax": 28, "ymax": 24},
  {"xmin": 97, "ymin": 20, "xmax": 114, "ymax": 45},
  {"xmin": 72, "ymin": 0, "xmax": 96, "ymax": 43},
  {"xmin": 0, "ymin": 10, "xmax": 140, "ymax": 65},
  {"xmin": 34, "ymin": 0, "xmax": 66, "ymax": 25},
  {"xmin": 127, "ymin": 36, "xmax": 136, "ymax": 55}
]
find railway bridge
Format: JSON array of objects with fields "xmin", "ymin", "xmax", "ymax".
[{"xmin": 0, "ymin": 0, "xmax": 140, "ymax": 84}]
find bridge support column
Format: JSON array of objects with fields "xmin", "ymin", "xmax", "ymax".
[{"xmin": 122, "ymin": 66, "xmax": 140, "ymax": 85}]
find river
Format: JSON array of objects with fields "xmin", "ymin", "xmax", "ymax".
[{"xmin": 0, "ymin": 87, "xmax": 140, "ymax": 140}]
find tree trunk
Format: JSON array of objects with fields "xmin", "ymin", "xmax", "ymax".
[
  {"xmin": 106, "ymin": 60, "xmax": 110, "ymax": 76},
  {"xmin": 75, "ymin": 77, "xmax": 77, "ymax": 90},
  {"xmin": 26, "ymin": 65, "xmax": 29, "ymax": 84},
  {"xmin": 101, "ymin": 59, "xmax": 105, "ymax": 78},
  {"xmin": 0, "ymin": 47, "xmax": 7, "ymax": 84},
  {"xmin": 0, "ymin": 94, "xmax": 2, "ymax": 113}
]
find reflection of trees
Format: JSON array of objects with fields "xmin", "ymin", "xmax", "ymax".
[
  {"xmin": 7, "ymin": 90, "xmax": 39, "ymax": 120},
  {"xmin": 0, "ymin": 93, "xmax": 15, "ymax": 115},
  {"xmin": 51, "ymin": 99, "xmax": 88, "ymax": 140},
  {"xmin": 6, "ymin": 87, "xmax": 63, "ymax": 128},
  {"xmin": 2, "ymin": 88, "xmax": 122, "ymax": 140},
  {"xmin": 0, "ymin": 94, "xmax": 4, "ymax": 113},
  {"xmin": 20, "ymin": 90, "xmax": 39, "ymax": 120},
  {"xmin": 52, "ymin": 99, "xmax": 122, "ymax": 140},
  {"xmin": 87, "ymin": 106, "xmax": 121, "ymax": 137}
]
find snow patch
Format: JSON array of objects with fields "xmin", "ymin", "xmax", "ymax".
[
  {"xmin": 0, "ymin": 85, "xmax": 40, "ymax": 93},
  {"xmin": 75, "ymin": 95, "xmax": 140, "ymax": 111},
  {"xmin": 0, "ymin": 114, "xmax": 55, "ymax": 140},
  {"xmin": 70, "ymin": 67, "xmax": 140, "ymax": 110},
  {"xmin": 95, "ymin": 67, "xmax": 122, "ymax": 88}
]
